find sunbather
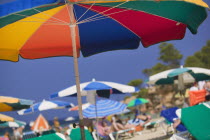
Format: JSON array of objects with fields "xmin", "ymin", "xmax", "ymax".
[
  {"xmin": 111, "ymin": 115, "xmax": 135, "ymax": 132},
  {"xmin": 101, "ymin": 121, "xmax": 113, "ymax": 136},
  {"xmin": 133, "ymin": 108, "xmax": 151, "ymax": 122},
  {"xmin": 111, "ymin": 115, "xmax": 125, "ymax": 131}
]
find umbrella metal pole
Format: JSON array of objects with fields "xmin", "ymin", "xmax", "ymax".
[
  {"xmin": 95, "ymin": 94, "xmax": 100, "ymax": 140},
  {"xmin": 69, "ymin": 4, "xmax": 86, "ymax": 140},
  {"xmin": 178, "ymin": 74, "xmax": 185, "ymax": 97}
]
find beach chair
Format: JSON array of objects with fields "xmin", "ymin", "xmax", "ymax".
[
  {"xmin": 22, "ymin": 131, "xmax": 37, "ymax": 140},
  {"xmin": 127, "ymin": 118, "xmax": 162, "ymax": 135},
  {"xmin": 143, "ymin": 119, "xmax": 165, "ymax": 132},
  {"xmin": 160, "ymin": 107, "xmax": 187, "ymax": 134},
  {"xmin": 92, "ymin": 121, "xmax": 113, "ymax": 140},
  {"xmin": 93, "ymin": 121, "xmax": 134, "ymax": 140},
  {"xmin": 112, "ymin": 128, "xmax": 135, "ymax": 140},
  {"xmin": 189, "ymin": 89, "xmax": 206, "ymax": 106},
  {"xmin": 170, "ymin": 131, "xmax": 190, "ymax": 140}
]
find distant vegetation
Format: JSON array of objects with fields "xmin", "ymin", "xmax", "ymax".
[
  {"xmin": 184, "ymin": 40, "xmax": 210, "ymax": 69},
  {"xmin": 143, "ymin": 42, "xmax": 183, "ymax": 77},
  {"xmin": 126, "ymin": 40, "xmax": 210, "ymax": 109}
]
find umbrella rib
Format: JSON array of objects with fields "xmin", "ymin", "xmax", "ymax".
[
  {"xmin": 18, "ymin": 21, "xmax": 69, "ymax": 25},
  {"xmin": 77, "ymin": 1, "xmax": 128, "ymax": 24},
  {"xmin": 77, "ymin": 16, "xmax": 108, "ymax": 24},
  {"xmin": 76, "ymin": 2, "xmax": 96, "ymax": 22},
  {"xmin": 64, "ymin": 0, "xmax": 73, "ymax": 23},
  {"xmin": 32, "ymin": 8, "xmax": 69, "ymax": 24},
  {"xmin": 77, "ymin": 9, "xmax": 128, "ymax": 25},
  {"xmin": 13, "ymin": 13, "xmax": 67, "ymax": 25}
]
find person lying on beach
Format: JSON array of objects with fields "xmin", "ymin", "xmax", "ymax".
[
  {"xmin": 111, "ymin": 115, "xmax": 136, "ymax": 132},
  {"xmin": 137, "ymin": 114, "xmax": 151, "ymax": 122},
  {"xmin": 101, "ymin": 121, "xmax": 113, "ymax": 136},
  {"xmin": 133, "ymin": 108, "xmax": 152, "ymax": 122},
  {"xmin": 111, "ymin": 115, "xmax": 125, "ymax": 131},
  {"xmin": 172, "ymin": 109, "xmax": 186, "ymax": 131},
  {"xmin": 173, "ymin": 118, "xmax": 181, "ymax": 129}
]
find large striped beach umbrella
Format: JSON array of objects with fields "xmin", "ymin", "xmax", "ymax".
[
  {"xmin": 148, "ymin": 67, "xmax": 210, "ymax": 85},
  {"xmin": 147, "ymin": 66, "xmax": 210, "ymax": 92},
  {"xmin": 0, "ymin": 1, "xmax": 209, "ymax": 139},
  {"xmin": 0, "ymin": 0, "xmax": 208, "ymax": 62},
  {"xmin": 17, "ymin": 100, "xmax": 73, "ymax": 115},
  {"xmin": 51, "ymin": 78, "xmax": 138, "ymax": 98},
  {"xmin": 83, "ymin": 99, "xmax": 127, "ymax": 118}
]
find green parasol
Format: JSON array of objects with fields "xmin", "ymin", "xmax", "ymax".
[{"xmin": 127, "ymin": 98, "xmax": 149, "ymax": 107}]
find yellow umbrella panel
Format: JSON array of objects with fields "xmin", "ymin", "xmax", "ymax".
[
  {"xmin": 0, "ymin": 114, "xmax": 14, "ymax": 122},
  {"xmin": 0, "ymin": 96, "xmax": 34, "ymax": 112}
]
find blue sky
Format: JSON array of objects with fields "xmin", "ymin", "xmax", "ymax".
[{"xmin": 0, "ymin": 1, "xmax": 210, "ymax": 122}]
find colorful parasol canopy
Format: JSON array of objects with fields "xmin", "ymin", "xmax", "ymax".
[
  {"xmin": 0, "ymin": 1, "xmax": 209, "ymax": 139},
  {"xmin": 31, "ymin": 114, "xmax": 50, "ymax": 132},
  {"xmin": 83, "ymin": 99, "xmax": 127, "ymax": 118},
  {"xmin": 51, "ymin": 78, "xmax": 138, "ymax": 98},
  {"xmin": 0, "ymin": 119, "xmax": 26, "ymax": 128},
  {"xmin": 147, "ymin": 67, "xmax": 210, "ymax": 85},
  {"xmin": 181, "ymin": 102, "xmax": 210, "ymax": 140},
  {"xmin": 0, "ymin": 0, "xmax": 209, "ymax": 62},
  {"xmin": 0, "ymin": 96, "xmax": 34, "ymax": 112},
  {"xmin": 0, "ymin": 113, "xmax": 14, "ymax": 123},
  {"xmin": 17, "ymin": 100, "xmax": 74, "ymax": 115},
  {"xmin": 127, "ymin": 98, "xmax": 149, "ymax": 107}
]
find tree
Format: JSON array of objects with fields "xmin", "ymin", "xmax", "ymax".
[
  {"xmin": 185, "ymin": 40, "xmax": 210, "ymax": 69},
  {"xmin": 127, "ymin": 79, "xmax": 143, "ymax": 87},
  {"xmin": 141, "ymin": 42, "xmax": 183, "ymax": 107},
  {"xmin": 143, "ymin": 42, "xmax": 183, "ymax": 77},
  {"xmin": 159, "ymin": 43, "xmax": 183, "ymax": 68},
  {"xmin": 137, "ymin": 88, "xmax": 148, "ymax": 98},
  {"xmin": 143, "ymin": 63, "xmax": 170, "ymax": 77}
]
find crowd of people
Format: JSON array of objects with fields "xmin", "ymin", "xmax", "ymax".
[
  {"xmin": 2, "ymin": 81, "xmax": 210, "ymax": 140},
  {"xmin": 189, "ymin": 80, "xmax": 210, "ymax": 101},
  {"xmin": 80, "ymin": 108, "xmax": 152, "ymax": 140},
  {"xmin": 171, "ymin": 80, "xmax": 210, "ymax": 131},
  {"xmin": 59, "ymin": 106, "xmax": 153, "ymax": 140},
  {"xmin": 1, "ymin": 127, "xmax": 24, "ymax": 140}
]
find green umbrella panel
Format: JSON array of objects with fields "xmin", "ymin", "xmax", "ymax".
[
  {"xmin": 127, "ymin": 98, "xmax": 149, "ymax": 107},
  {"xmin": 25, "ymin": 133, "xmax": 65, "ymax": 140},
  {"xmin": 148, "ymin": 67, "xmax": 210, "ymax": 85},
  {"xmin": 0, "ymin": 120, "xmax": 26, "ymax": 128},
  {"xmin": 69, "ymin": 128, "xmax": 94, "ymax": 140},
  {"xmin": 181, "ymin": 102, "xmax": 210, "ymax": 140}
]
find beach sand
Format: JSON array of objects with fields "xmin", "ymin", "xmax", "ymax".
[
  {"xmin": 123, "ymin": 118, "xmax": 172, "ymax": 140},
  {"xmin": 128, "ymin": 125, "xmax": 171, "ymax": 140}
]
